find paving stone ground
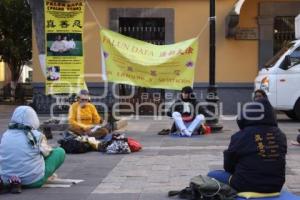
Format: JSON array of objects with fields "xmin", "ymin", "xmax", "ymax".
[{"xmin": 1, "ymin": 105, "xmax": 300, "ymax": 200}]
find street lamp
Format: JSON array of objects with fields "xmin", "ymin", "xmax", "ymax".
[{"xmin": 206, "ymin": 0, "xmax": 223, "ymax": 132}]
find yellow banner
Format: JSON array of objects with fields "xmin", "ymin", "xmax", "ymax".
[
  {"xmin": 100, "ymin": 29, "xmax": 198, "ymax": 90},
  {"xmin": 45, "ymin": 0, "xmax": 85, "ymax": 94}
]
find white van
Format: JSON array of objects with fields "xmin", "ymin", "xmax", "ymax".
[
  {"xmin": 255, "ymin": 14, "xmax": 300, "ymax": 121},
  {"xmin": 255, "ymin": 40, "xmax": 300, "ymax": 120}
]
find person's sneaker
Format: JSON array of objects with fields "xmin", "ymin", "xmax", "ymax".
[
  {"xmin": 158, "ymin": 129, "xmax": 170, "ymax": 135},
  {"xmin": 9, "ymin": 176, "xmax": 22, "ymax": 194},
  {"xmin": 181, "ymin": 129, "xmax": 192, "ymax": 137}
]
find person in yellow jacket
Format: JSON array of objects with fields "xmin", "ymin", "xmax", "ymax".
[{"xmin": 68, "ymin": 90, "xmax": 109, "ymax": 139}]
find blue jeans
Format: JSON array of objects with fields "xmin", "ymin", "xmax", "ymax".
[{"xmin": 207, "ymin": 170, "xmax": 232, "ymax": 184}]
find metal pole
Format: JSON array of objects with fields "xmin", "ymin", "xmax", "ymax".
[
  {"xmin": 206, "ymin": 0, "xmax": 223, "ymax": 132},
  {"xmin": 209, "ymin": 0, "xmax": 216, "ymax": 88}
]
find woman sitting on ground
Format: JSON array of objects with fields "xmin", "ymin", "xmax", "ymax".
[
  {"xmin": 167, "ymin": 86, "xmax": 207, "ymax": 137},
  {"xmin": 208, "ymin": 97, "xmax": 287, "ymax": 193},
  {"xmin": 237, "ymin": 89, "xmax": 278, "ymax": 130},
  {"xmin": 0, "ymin": 106, "xmax": 65, "ymax": 192},
  {"xmin": 68, "ymin": 89, "xmax": 109, "ymax": 139}
]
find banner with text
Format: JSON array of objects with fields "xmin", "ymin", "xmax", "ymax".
[
  {"xmin": 45, "ymin": 0, "xmax": 85, "ymax": 94},
  {"xmin": 100, "ymin": 29, "xmax": 198, "ymax": 90}
]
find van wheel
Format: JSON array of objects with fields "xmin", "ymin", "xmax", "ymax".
[
  {"xmin": 295, "ymin": 99, "xmax": 300, "ymax": 121},
  {"xmin": 284, "ymin": 110, "xmax": 298, "ymax": 120}
]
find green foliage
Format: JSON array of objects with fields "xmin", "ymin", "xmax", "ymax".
[{"xmin": 0, "ymin": 0, "xmax": 32, "ymax": 81}]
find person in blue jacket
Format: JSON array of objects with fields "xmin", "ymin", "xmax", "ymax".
[
  {"xmin": 208, "ymin": 96, "xmax": 287, "ymax": 193},
  {"xmin": 0, "ymin": 106, "xmax": 65, "ymax": 193}
]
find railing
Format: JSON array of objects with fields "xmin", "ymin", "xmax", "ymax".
[{"xmin": 274, "ymin": 16, "xmax": 295, "ymax": 54}]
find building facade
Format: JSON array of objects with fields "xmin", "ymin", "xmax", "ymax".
[{"xmin": 32, "ymin": 0, "xmax": 300, "ymax": 114}]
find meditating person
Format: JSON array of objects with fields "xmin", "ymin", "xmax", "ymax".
[
  {"xmin": 68, "ymin": 89, "xmax": 109, "ymax": 139},
  {"xmin": 253, "ymin": 89, "xmax": 268, "ymax": 101},
  {"xmin": 66, "ymin": 38, "xmax": 76, "ymax": 50},
  {"xmin": 167, "ymin": 86, "xmax": 207, "ymax": 137},
  {"xmin": 0, "ymin": 106, "xmax": 65, "ymax": 192},
  {"xmin": 49, "ymin": 35, "xmax": 66, "ymax": 55},
  {"xmin": 208, "ymin": 98, "xmax": 287, "ymax": 194},
  {"xmin": 238, "ymin": 89, "xmax": 277, "ymax": 130}
]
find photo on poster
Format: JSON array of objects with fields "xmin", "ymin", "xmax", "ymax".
[
  {"xmin": 47, "ymin": 66, "xmax": 61, "ymax": 81},
  {"xmin": 47, "ymin": 33, "xmax": 83, "ymax": 56}
]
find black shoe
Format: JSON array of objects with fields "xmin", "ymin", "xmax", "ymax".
[
  {"xmin": 9, "ymin": 176, "xmax": 22, "ymax": 194},
  {"xmin": 158, "ymin": 129, "xmax": 170, "ymax": 135}
]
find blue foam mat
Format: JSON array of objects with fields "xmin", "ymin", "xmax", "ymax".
[{"xmin": 236, "ymin": 191, "xmax": 300, "ymax": 200}]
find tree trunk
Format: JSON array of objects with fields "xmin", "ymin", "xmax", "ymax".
[
  {"xmin": 8, "ymin": 61, "xmax": 23, "ymax": 102},
  {"xmin": 28, "ymin": 0, "xmax": 47, "ymax": 76},
  {"xmin": 28, "ymin": 0, "xmax": 45, "ymax": 54},
  {"xmin": 10, "ymin": 80, "xmax": 17, "ymax": 102}
]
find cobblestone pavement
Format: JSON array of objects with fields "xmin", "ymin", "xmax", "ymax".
[{"xmin": 0, "ymin": 105, "xmax": 300, "ymax": 200}]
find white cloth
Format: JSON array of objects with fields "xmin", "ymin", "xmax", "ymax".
[
  {"xmin": 182, "ymin": 102, "xmax": 191, "ymax": 113},
  {"xmin": 66, "ymin": 40, "xmax": 76, "ymax": 49},
  {"xmin": 50, "ymin": 41, "xmax": 66, "ymax": 52},
  {"xmin": 172, "ymin": 111, "xmax": 205, "ymax": 136},
  {"xmin": 62, "ymin": 39, "xmax": 68, "ymax": 48},
  {"xmin": 10, "ymin": 105, "xmax": 40, "ymax": 129}
]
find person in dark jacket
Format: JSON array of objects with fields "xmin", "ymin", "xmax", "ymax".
[
  {"xmin": 208, "ymin": 98, "xmax": 287, "ymax": 193},
  {"xmin": 167, "ymin": 86, "xmax": 207, "ymax": 136},
  {"xmin": 253, "ymin": 89, "xmax": 268, "ymax": 101},
  {"xmin": 237, "ymin": 90, "xmax": 278, "ymax": 130}
]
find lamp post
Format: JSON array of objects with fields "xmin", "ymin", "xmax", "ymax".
[{"xmin": 206, "ymin": 0, "xmax": 223, "ymax": 132}]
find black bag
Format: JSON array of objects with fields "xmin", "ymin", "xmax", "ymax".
[
  {"xmin": 58, "ymin": 132, "xmax": 91, "ymax": 154},
  {"xmin": 168, "ymin": 175, "xmax": 236, "ymax": 200}
]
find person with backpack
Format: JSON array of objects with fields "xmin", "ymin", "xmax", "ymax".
[
  {"xmin": 208, "ymin": 97, "xmax": 287, "ymax": 193},
  {"xmin": 0, "ymin": 106, "xmax": 65, "ymax": 193},
  {"xmin": 167, "ymin": 86, "xmax": 208, "ymax": 137}
]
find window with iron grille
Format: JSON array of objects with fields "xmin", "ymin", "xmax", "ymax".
[
  {"xmin": 273, "ymin": 16, "xmax": 295, "ymax": 54},
  {"xmin": 118, "ymin": 17, "xmax": 166, "ymax": 115},
  {"xmin": 119, "ymin": 17, "xmax": 165, "ymax": 45}
]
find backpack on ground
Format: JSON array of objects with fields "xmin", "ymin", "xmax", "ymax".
[
  {"xmin": 58, "ymin": 132, "xmax": 91, "ymax": 154},
  {"xmin": 168, "ymin": 175, "xmax": 237, "ymax": 200},
  {"xmin": 127, "ymin": 137, "xmax": 142, "ymax": 152}
]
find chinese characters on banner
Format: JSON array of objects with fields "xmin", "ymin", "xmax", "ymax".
[
  {"xmin": 45, "ymin": 0, "xmax": 85, "ymax": 94},
  {"xmin": 100, "ymin": 29, "xmax": 198, "ymax": 90}
]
